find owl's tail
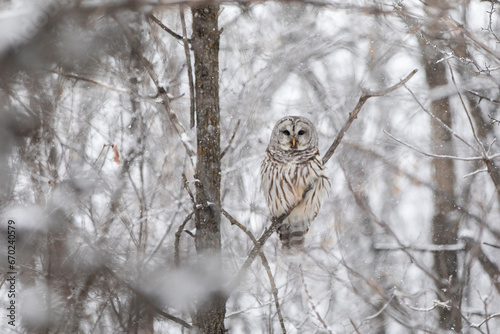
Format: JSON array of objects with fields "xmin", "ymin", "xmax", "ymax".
[{"xmin": 278, "ymin": 225, "xmax": 306, "ymax": 254}]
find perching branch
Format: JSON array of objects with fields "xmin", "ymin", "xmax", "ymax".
[
  {"xmin": 321, "ymin": 69, "xmax": 417, "ymax": 165},
  {"xmin": 222, "ymin": 209, "xmax": 286, "ymax": 334},
  {"xmin": 227, "ymin": 182, "xmax": 315, "ymax": 297}
]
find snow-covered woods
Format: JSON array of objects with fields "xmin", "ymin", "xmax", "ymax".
[{"xmin": 1, "ymin": 0, "xmax": 500, "ymax": 333}]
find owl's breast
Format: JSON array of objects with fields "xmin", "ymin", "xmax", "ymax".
[{"xmin": 261, "ymin": 153, "xmax": 328, "ymax": 219}]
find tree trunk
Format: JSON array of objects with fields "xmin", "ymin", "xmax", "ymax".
[
  {"xmin": 420, "ymin": 3, "xmax": 462, "ymax": 331},
  {"xmin": 191, "ymin": 4, "xmax": 226, "ymax": 333}
]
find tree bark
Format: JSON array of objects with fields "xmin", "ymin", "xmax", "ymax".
[
  {"xmin": 420, "ymin": 2, "xmax": 462, "ymax": 331},
  {"xmin": 191, "ymin": 4, "xmax": 226, "ymax": 333}
]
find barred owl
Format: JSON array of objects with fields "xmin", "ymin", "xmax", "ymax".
[{"xmin": 261, "ymin": 116, "xmax": 329, "ymax": 253}]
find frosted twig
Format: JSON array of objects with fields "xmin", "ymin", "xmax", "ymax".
[
  {"xmin": 322, "ymin": 69, "xmax": 417, "ymax": 165},
  {"xmin": 222, "ymin": 209, "xmax": 286, "ymax": 334},
  {"xmin": 471, "ymin": 313, "xmax": 500, "ymax": 329},
  {"xmin": 463, "ymin": 168, "xmax": 488, "ymax": 179}
]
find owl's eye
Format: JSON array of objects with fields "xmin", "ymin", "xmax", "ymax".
[
  {"xmin": 282, "ymin": 130, "xmax": 291, "ymax": 136},
  {"xmin": 298, "ymin": 130, "xmax": 306, "ymax": 135}
]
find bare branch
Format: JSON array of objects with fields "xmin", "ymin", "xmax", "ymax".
[
  {"xmin": 147, "ymin": 13, "xmax": 184, "ymax": 41},
  {"xmin": 114, "ymin": 15, "xmax": 196, "ymax": 164},
  {"xmin": 446, "ymin": 60, "xmax": 486, "ymax": 157},
  {"xmin": 174, "ymin": 210, "xmax": 195, "ymax": 267},
  {"xmin": 322, "ymin": 69, "xmax": 417, "ymax": 165},
  {"xmin": 227, "ymin": 182, "xmax": 315, "ymax": 296},
  {"xmin": 222, "ymin": 209, "xmax": 286, "ymax": 334},
  {"xmin": 483, "ymin": 242, "xmax": 500, "ymax": 249},
  {"xmin": 462, "ymin": 236, "xmax": 500, "ymax": 294},
  {"xmin": 384, "ymin": 130, "xmax": 485, "ymax": 161},
  {"xmin": 468, "ymin": 90, "xmax": 500, "ymax": 104},
  {"xmin": 339, "ymin": 162, "xmax": 441, "ymax": 284},
  {"xmin": 405, "ymin": 85, "xmax": 478, "ymax": 153},
  {"xmin": 221, "ymin": 119, "xmax": 241, "ymax": 159},
  {"xmin": 374, "ymin": 243, "xmax": 466, "ymax": 252},
  {"xmin": 179, "ymin": 6, "xmax": 196, "ymax": 128},
  {"xmin": 51, "ymin": 71, "xmax": 133, "ymax": 95}
]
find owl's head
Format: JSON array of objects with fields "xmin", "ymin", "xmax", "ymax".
[{"xmin": 268, "ymin": 116, "xmax": 318, "ymax": 152}]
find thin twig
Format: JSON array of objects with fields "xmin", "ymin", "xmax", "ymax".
[
  {"xmin": 350, "ymin": 318, "xmax": 362, "ymax": 334},
  {"xmin": 221, "ymin": 119, "xmax": 241, "ymax": 159},
  {"xmin": 467, "ymin": 90, "xmax": 500, "ymax": 104},
  {"xmin": 222, "ymin": 209, "xmax": 286, "ymax": 334},
  {"xmin": 147, "ymin": 13, "xmax": 184, "ymax": 40},
  {"xmin": 51, "ymin": 71, "xmax": 133, "ymax": 95},
  {"xmin": 373, "ymin": 243, "xmax": 466, "ymax": 252},
  {"xmin": 405, "ymin": 85, "xmax": 478, "ymax": 153},
  {"xmin": 182, "ymin": 174, "xmax": 196, "ymax": 205},
  {"xmin": 384, "ymin": 130, "xmax": 486, "ymax": 161},
  {"xmin": 299, "ymin": 264, "xmax": 332, "ymax": 334},
  {"xmin": 339, "ymin": 162, "xmax": 441, "ymax": 284},
  {"xmin": 174, "ymin": 210, "xmax": 195, "ymax": 267},
  {"xmin": 483, "ymin": 242, "xmax": 500, "ymax": 249},
  {"xmin": 322, "ymin": 69, "xmax": 417, "ymax": 165},
  {"xmin": 463, "ymin": 168, "xmax": 488, "ymax": 179},
  {"xmin": 178, "ymin": 6, "xmax": 196, "ymax": 128},
  {"xmin": 446, "ymin": 60, "xmax": 487, "ymax": 157},
  {"xmin": 471, "ymin": 313, "xmax": 500, "ymax": 329}
]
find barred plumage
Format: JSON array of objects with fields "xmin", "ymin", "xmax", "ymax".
[{"xmin": 261, "ymin": 116, "xmax": 329, "ymax": 253}]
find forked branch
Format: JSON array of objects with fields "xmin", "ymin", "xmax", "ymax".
[
  {"xmin": 222, "ymin": 209, "xmax": 286, "ymax": 334},
  {"xmin": 322, "ymin": 69, "xmax": 418, "ymax": 165},
  {"xmin": 227, "ymin": 183, "xmax": 315, "ymax": 297}
]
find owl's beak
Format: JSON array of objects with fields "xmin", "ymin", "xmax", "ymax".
[{"xmin": 291, "ymin": 137, "xmax": 296, "ymax": 148}]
